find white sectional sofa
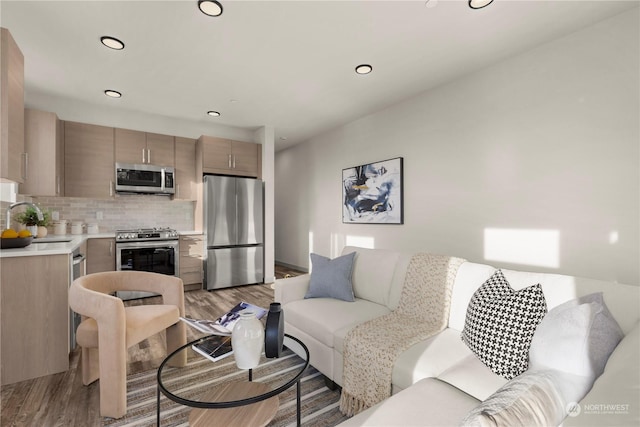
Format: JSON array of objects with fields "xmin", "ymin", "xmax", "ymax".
[{"xmin": 274, "ymin": 246, "xmax": 640, "ymax": 426}]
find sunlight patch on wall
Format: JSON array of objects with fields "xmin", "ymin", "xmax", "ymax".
[
  {"xmin": 484, "ymin": 228, "xmax": 560, "ymax": 268},
  {"xmin": 345, "ymin": 235, "xmax": 375, "ymax": 249},
  {"xmin": 330, "ymin": 233, "xmax": 344, "ymax": 258}
]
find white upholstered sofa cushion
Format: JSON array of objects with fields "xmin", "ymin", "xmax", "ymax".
[
  {"xmin": 342, "ymin": 246, "xmax": 404, "ymax": 308},
  {"xmin": 337, "ymin": 377, "xmax": 480, "ymax": 427},
  {"xmin": 391, "ymin": 328, "xmax": 476, "ymax": 392},
  {"xmin": 284, "ymin": 297, "xmax": 390, "ymax": 348},
  {"xmin": 563, "ymin": 321, "xmax": 640, "ymax": 427}
]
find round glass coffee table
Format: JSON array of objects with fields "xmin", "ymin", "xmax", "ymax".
[{"xmin": 156, "ymin": 334, "xmax": 309, "ymax": 427}]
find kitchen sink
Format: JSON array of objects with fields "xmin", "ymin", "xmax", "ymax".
[{"xmin": 32, "ymin": 237, "xmax": 73, "ymax": 243}]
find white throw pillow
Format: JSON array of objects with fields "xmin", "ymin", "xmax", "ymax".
[
  {"xmin": 529, "ymin": 292, "xmax": 623, "ymax": 379},
  {"xmin": 459, "ymin": 370, "xmax": 566, "ymax": 427}
]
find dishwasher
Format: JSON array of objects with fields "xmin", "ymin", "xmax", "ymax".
[{"xmin": 70, "ymin": 248, "xmax": 86, "ymax": 352}]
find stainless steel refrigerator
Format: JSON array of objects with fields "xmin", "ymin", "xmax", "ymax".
[{"xmin": 203, "ymin": 175, "xmax": 264, "ymax": 290}]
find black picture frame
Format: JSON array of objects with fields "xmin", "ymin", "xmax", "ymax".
[{"xmin": 342, "ymin": 157, "xmax": 404, "ymax": 224}]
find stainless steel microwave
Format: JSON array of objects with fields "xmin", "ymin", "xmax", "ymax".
[{"xmin": 115, "ymin": 162, "xmax": 175, "ymax": 195}]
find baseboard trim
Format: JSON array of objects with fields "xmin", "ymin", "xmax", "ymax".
[{"xmin": 275, "ymin": 260, "xmax": 308, "ymax": 273}]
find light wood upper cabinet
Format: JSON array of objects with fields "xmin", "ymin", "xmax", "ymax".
[
  {"xmin": 86, "ymin": 238, "xmax": 115, "ymax": 274},
  {"xmin": 146, "ymin": 132, "xmax": 174, "ymax": 167},
  {"xmin": 198, "ymin": 135, "xmax": 259, "ymax": 177},
  {"xmin": 115, "ymin": 128, "xmax": 146, "ymax": 164},
  {"xmin": 115, "ymin": 128, "xmax": 174, "ymax": 167},
  {"xmin": 174, "ymin": 136, "xmax": 197, "ymax": 200},
  {"xmin": 0, "ymin": 28, "xmax": 25, "ymax": 183},
  {"xmin": 64, "ymin": 121, "xmax": 115, "ymax": 198},
  {"xmin": 20, "ymin": 108, "xmax": 64, "ymax": 196}
]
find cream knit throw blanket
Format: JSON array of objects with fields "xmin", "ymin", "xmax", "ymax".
[{"xmin": 339, "ymin": 253, "xmax": 465, "ymax": 417}]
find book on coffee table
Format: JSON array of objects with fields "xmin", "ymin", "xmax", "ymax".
[
  {"xmin": 192, "ymin": 335, "xmax": 234, "ymax": 362},
  {"xmin": 180, "ymin": 301, "xmax": 268, "ymax": 336}
]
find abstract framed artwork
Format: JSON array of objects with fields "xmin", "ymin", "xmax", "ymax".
[{"xmin": 342, "ymin": 157, "xmax": 404, "ymax": 224}]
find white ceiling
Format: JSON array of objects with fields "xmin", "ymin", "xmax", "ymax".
[{"xmin": 1, "ymin": 0, "xmax": 637, "ymax": 150}]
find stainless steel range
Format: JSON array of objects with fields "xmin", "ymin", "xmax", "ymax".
[{"xmin": 115, "ymin": 227, "xmax": 180, "ymax": 300}]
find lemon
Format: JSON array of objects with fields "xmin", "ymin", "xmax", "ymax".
[
  {"xmin": 17, "ymin": 229, "xmax": 32, "ymax": 238},
  {"xmin": 2, "ymin": 228, "xmax": 19, "ymax": 238}
]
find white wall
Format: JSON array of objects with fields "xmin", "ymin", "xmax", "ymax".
[{"xmin": 275, "ymin": 10, "xmax": 639, "ymax": 285}]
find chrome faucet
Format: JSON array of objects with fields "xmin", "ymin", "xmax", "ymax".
[{"xmin": 5, "ymin": 202, "xmax": 44, "ymax": 229}]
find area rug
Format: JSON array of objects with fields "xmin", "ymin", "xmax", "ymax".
[{"xmin": 104, "ymin": 348, "xmax": 348, "ymax": 427}]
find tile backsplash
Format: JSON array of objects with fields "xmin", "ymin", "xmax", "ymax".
[{"xmin": 1, "ymin": 195, "xmax": 195, "ymax": 233}]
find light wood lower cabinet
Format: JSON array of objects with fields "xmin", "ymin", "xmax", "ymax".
[
  {"xmin": 86, "ymin": 238, "xmax": 115, "ymax": 273},
  {"xmin": 1, "ymin": 254, "xmax": 70, "ymax": 385},
  {"xmin": 179, "ymin": 235, "xmax": 203, "ymax": 291}
]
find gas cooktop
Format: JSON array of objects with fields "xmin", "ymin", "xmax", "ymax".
[{"xmin": 115, "ymin": 227, "xmax": 179, "ymax": 241}]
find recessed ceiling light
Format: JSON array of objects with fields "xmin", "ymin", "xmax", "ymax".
[
  {"xmin": 100, "ymin": 36, "xmax": 125, "ymax": 50},
  {"xmin": 355, "ymin": 64, "xmax": 373, "ymax": 75},
  {"xmin": 198, "ymin": 0, "xmax": 223, "ymax": 17},
  {"xmin": 104, "ymin": 89, "xmax": 122, "ymax": 98},
  {"xmin": 469, "ymin": 0, "xmax": 494, "ymax": 9},
  {"xmin": 207, "ymin": 110, "xmax": 221, "ymax": 117}
]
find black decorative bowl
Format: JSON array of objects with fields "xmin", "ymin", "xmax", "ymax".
[{"xmin": 1, "ymin": 237, "xmax": 33, "ymax": 249}]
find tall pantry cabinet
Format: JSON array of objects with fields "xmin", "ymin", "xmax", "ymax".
[{"xmin": 0, "ymin": 27, "xmax": 25, "ymax": 183}]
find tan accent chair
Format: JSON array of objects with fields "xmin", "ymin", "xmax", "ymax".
[{"xmin": 69, "ymin": 271, "xmax": 187, "ymax": 419}]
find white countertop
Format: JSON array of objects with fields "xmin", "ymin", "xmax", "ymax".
[
  {"xmin": 0, "ymin": 234, "xmax": 110, "ymax": 258},
  {"xmin": 0, "ymin": 231, "xmax": 202, "ymax": 258}
]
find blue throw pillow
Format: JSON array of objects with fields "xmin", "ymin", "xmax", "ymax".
[{"xmin": 305, "ymin": 252, "xmax": 356, "ymax": 302}]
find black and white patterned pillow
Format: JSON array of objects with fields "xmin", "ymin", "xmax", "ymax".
[{"xmin": 461, "ymin": 270, "xmax": 547, "ymax": 379}]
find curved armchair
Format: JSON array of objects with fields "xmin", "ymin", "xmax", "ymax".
[{"xmin": 69, "ymin": 271, "xmax": 187, "ymax": 419}]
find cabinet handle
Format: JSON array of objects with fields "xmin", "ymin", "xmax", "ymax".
[
  {"xmin": 109, "ymin": 181, "xmax": 114, "ymax": 197},
  {"xmin": 228, "ymin": 154, "xmax": 232, "ymax": 168},
  {"xmin": 109, "ymin": 241, "xmax": 113, "ymax": 256},
  {"xmin": 232, "ymin": 155, "xmax": 236, "ymax": 169},
  {"xmin": 56, "ymin": 175, "xmax": 60, "ymax": 195},
  {"xmin": 22, "ymin": 152, "xmax": 28, "ymax": 180},
  {"xmin": 147, "ymin": 148, "xmax": 151, "ymax": 164},
  {"xmin": 142, "ymin": 148, "xmax": 146, "ymax": 163}
]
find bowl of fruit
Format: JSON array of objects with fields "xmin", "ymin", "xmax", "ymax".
[{"xmin": 1, "ymin": 229, "xmax": 34, "ymax": 249}]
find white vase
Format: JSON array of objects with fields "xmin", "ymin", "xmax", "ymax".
[
  {"xmin": 37, "ymin": 226, "xmax": 48, "ymax": 238},
  {"xmin": 231, "ymin": 310, "xmax": 264, "ymax": 369},
  {"xmin": 26, "ymin": 225, "xmax": 38, "ymax": 237}
]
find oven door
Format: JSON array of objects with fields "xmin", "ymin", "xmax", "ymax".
[{"xmin": 116, "ymin": 240, "xmax": 179, "ymax": 300}]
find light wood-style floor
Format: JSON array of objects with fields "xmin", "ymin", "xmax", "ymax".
[{"xmin": 1, "ymin": 265, "xmax": 304, "ymax": 427}]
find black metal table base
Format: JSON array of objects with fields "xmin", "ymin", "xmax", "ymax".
[{"xmin": 156, "ymin": 334, "xmax": 308, "ymax": 427}]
